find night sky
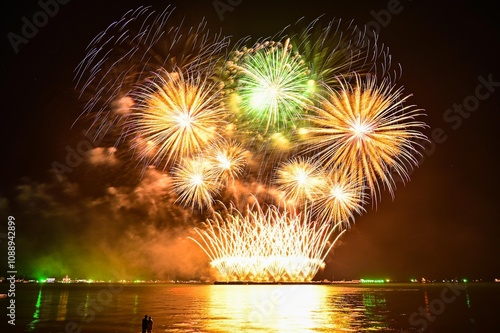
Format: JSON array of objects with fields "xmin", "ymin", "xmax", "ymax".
[{"xmin": 1, "ymin": 0, "xmax": 499, "ymax": 281}]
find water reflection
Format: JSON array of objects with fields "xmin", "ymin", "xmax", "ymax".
[
  {"xmin": 27, "ymin": 286, "xmax": 43, "ymax": 331},
  {"xmin": 362, "ymin": 291, "xmax": 390, "ymax": 330},
  {"xmin": 206, "ymin": 285, "xmax": 390, "ymax": 332},
  {"xmin": 26, "ymin": 285, "xmax": 61, "ymax": 331},
  {"xmin": 133, "ymin": 294, "xmax": 139, "ymax": 315},
  {"xmin": 80, "ymin": 291, "xmax": 92, "ymax": 319},
  {"xmin": 13, "ymin": 283, "xmax": 491, "ymax": 333},
  {"xmin": 56, "ymin": 289, "xmax": 69, "ymax": 321}
]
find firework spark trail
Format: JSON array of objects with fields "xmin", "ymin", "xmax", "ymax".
[
  {"xmin": 274, "ymin": 159, "xmax": 366, "ymax": 227},
  {"xmin": 74, "ymin": 5, "xmax": 229, "ymax": 138},
  {"xmin": 170, "ymin": 139, "xmax": 248, "ymax": 210},
  {"xmin": 274, "ymin": 157, "xmax": 327, "ymax": 204},
  {"xmin": 312, "ymin": 170, "xmax": 367, "ymax": 228},
  {"xmin": 172, "ymin": 155, "xmax": 221, "ymax": 211},
  {"xmin": 281, "ymin": 18, "xmax": 378, "ymax": 87},
  {"xmin": 226, "ymin": 39, "xmax": 313, "ymax": 135},
  {"xmin": 302, "ymin": 74, "xmax": 427, "ymax": 204},
  {"xmin": 127, "ymin": 69, "xmax": 228, "ymax": 171},
  {"xmin": 190, "ymin": 202, "xmax": 344, "ymax": 282},
  {"xmin": 206, "ymin": 139, "xmax": 248, "ymax": 188}
]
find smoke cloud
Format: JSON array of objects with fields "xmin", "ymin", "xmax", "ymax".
[{"xmin": 6, "ymin": 152, "xmax": 214, "ymax": 281}]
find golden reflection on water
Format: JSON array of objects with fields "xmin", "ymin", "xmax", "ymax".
[
  {"xmin": 56, "ymin": 289, "xmax": 69, "ymax": 321},
  {"xmin": 206, "ymin": 285, "xmax": 387, "ymax": 332},
  {"xmin": 19, "ymin": 283, "xmax": 493, "ymax": 333},
  {"xmin": 22, "ymin": 284, "xmax": 401, "ymax": 332}
]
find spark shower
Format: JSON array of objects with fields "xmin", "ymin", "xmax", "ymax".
[{"xmin": 75, "ymin": 6, "xmax": 427, "ymax": 282}]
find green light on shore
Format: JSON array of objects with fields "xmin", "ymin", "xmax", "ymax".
[{"xmin": 360, "ymin": 279, "xmax": 386, "ymax": 284}]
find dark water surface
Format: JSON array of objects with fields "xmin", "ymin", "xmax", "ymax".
[{"xmin": 1, "ymin": 283, "xmax": 499, "ymax": 332}]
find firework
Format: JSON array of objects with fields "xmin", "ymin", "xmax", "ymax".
[
  {"xmin": 218, "ymin": 16, "xmax": 389, "ymax": 163},
  {"xmin": 127, "ymin": 69, "xmax": 228, "ymax": 170},
  {"xmin": 206, "ymin": 139, "xmax": 248, "ymax": 187},
  {"xmin": 274, "ymin": 157, "xmax": 327, "ymax": 205},
  {"xmin": 190, "ymin": 202, "xmax": 345, "ymax": 282},
  {"xmin": 274, "ymin": 159, "xmax": 366, "ymax": 227},
  {"xmin": 74, "ymin": 5, "xmax": 229, "ymax": 139},
  {"xmin": 284, "ymin": 17, "xmax": 384, "ymax": 89},
  {"xmin": 76, "ymin": 8, "xmax": 428, "ymax": 282},
  {"xmin": 172, "ymin": 156, "xmax": 221, "ymax": 210},
  {"xmin": 302, "ymin": 74, "xmax": 427, "ymax": 203},
  {"xmin": 312, "ymin": 171, "xmax": 367, "ymax": 227},
  {"xmin": 226, "ymin": 39, "xmax": 313, "ymax": 137}
]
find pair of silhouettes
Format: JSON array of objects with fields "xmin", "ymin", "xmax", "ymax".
[{"xmin": 141, "ymin": 315, "xmax": 153, "ymax": 333}]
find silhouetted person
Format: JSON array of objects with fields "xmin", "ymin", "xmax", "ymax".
[
  {"xmin": 147, "ymin": 316, "xmax": 153, "ymax": 333},
  {"xmin": 142, "ymin": 315, "xmax": 148, "ymax": 333}
]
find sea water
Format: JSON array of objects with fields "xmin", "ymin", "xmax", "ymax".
[{"xmin": 1, "ymin": 282, "xmax": 498, "ymax": 332}]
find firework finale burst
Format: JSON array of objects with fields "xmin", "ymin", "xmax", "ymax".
[{"xmin": 76, "ymin": 6, "xmax": 427, "ymax": 282}]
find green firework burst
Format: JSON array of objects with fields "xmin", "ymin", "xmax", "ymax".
[{"xmin": 227, "ymin": 39, "xmax": 315, "ymax": 138}]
